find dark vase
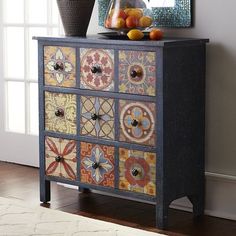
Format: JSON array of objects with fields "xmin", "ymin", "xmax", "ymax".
[{"xmin": 57, "ymin": 0, "xmax": 95, "ymax": 37}]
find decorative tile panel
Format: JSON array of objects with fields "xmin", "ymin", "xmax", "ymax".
[
  {"xmin": 80, "ymin": 96, "xmax": 115, "ymax": 140},
  {"xmin": 45, "ymin": 91, "xmax": 77, "ymax": 135},
  {"xmin": 119, "ymin": 100, "xmax": 156, "ymax": 146},
  {"xmin": 44, "ymin": 46, "xmax": 76, "ymax": 87},
  {"xmin": 119, "ymin": 148, "xmax": 156, "ymax": 196},
  {"xmin": 80, "ymin": 48, "xmax": 114, "ymax": 91},
  {"xmin": 119, "ymin": 51, "xmax": 156, "ymax": 96},
  {"xmin": 80, "ymin": 142, "xmax": 115, "ymax": 187},
  {"xmin": 45, "ymin": 136, "xmax": 77, "ymax": 180}
]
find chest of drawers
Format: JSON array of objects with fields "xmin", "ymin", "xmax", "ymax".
[{"xmin": 35, "ymin": 36, "xmax": 208, "ymax": 229}]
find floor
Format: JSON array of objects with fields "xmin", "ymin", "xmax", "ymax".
[{"xmin": 0, "ymin": 162, "xmax": 235, "ymax": 236}]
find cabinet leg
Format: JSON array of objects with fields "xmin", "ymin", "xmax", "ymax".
[
  {"xmin": 78, "ymin": 186, "xmax": 91, "ymax": 193},
  {"xmin": 188, "ymin": 194, "xmax": 204, "ymax": 217},
  {"xmin": 156, "ymin": 203, "xmax": 169, "ymax": 229},
  {"xmin": 40, "ymin": 179, "xmax": 50, "ymax": 203}
]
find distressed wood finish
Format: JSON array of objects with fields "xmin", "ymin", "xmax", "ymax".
[{"xmin": 35, "ymin": 36, "xmax": 208, "ymax": 229}]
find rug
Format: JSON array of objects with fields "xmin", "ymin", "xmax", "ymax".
[{"xmin": 0, "ymin": 197, "xmax": 165, "ymax": 236}]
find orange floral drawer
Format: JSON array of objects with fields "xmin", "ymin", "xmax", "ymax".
[
  {"xmin": 45, "ymin": 136, "xmax": 77, "ymax": 180},
  {"xmin": 119, "ymin": 148, "xmax": 156, "ymax": 196},
  {"xmin": 44, "ymin": 46, "xmax": 76, "ymax": 87},
  {"xmin": 80, "ymin": 142, "xmax": 115, "ymax": 188}
]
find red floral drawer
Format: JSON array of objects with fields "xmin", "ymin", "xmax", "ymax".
[
  {"xmin": 119, "ymin": 100, "xmax": 156, "ymax": 146},
  {"xmin": 119, "ymin": 50, "xmax": 156, "ymax": 96},
  {"xmin": 80, "ymin": 96, "xmax": 115, "ymax": 140},
  {"xmin": 44, "ymin": 46, "xmax": 76, "ymax": 87},
  {"xmin": 119, "ymin": 148, "xmax": 156, "ymax": 196},
  {"xmin": 45, "ymin": 136, "xmax": 77, "ymax": 180},
  {"xmin": 80, "ymin": 142, "xmax": 115, "ymax": 188},
  {"xmin": 80, "ymin": 48, "xmax": 114, "ymax": 91},
  {"xmin": 45, "ymin": 91, "xmax": 77, "ymax": 135}
]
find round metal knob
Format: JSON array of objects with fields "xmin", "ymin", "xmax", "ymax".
[
  {"xmin": 92, "ymin": 162, "xmax": 99, "ymax": 169},
  {"xmin": 131, "ymin": 169, "xmax": 139, "ymax": 177},
  {"xmin": 55, "ymin": 156, "xmax": 63, "ymax": 162},
  {"xmin": 54, "ymin": 62, "xmax": 64, "ymax": 71},
  {"xmin": 55, "ymin": 108, "xmax": 64, "ymax": 117},
  {"xmin": 131, "ymin": 119, "xmax": 139, "ymax": 127},
  {"xmin": 130, "ymin": 69, "xmax": 142, "ymax": 78},
  {"xmin": 91, "ymin": 113, "xmax": 99, "ymax": 120},
  {"xmin": 91, "ymin": 66, "xmax": 101, "ymax": 74}
]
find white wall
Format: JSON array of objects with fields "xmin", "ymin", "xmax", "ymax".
[{"xmin": 88, "ymin": 0, "xmax": 236, "ymax": 220}]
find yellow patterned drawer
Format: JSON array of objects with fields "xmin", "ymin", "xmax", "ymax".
[
  {"xmin": 119, "ymin": 100, "xmax": 156, "ymax": 146},
  {"xmin": 119, "ymin": 148, "xmax": 156, "ymax": 196},
  {"xmin": 44, "ymin": 46, "xmax": 76, "ymax": 87},
  {"xmin": 45, "ymin": 136, "xmax": 77, "ymax": 180},
  {"xmin": 80, "ymin": 48, "xmax": 114, "ymax": 91},
  {"xmin": 119, "ymin": 50, "xmax": 156, "ymax": 96},
  {"xmin": 45, "ymin": 91, "xmax": 77, "ymax": 135}
]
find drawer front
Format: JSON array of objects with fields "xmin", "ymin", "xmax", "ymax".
[
  {"xmin": 80, "ymin": 48, "xmax": 114, "ymax": 91},
  {"xmin": 119, "ymin": 148, "xmax": 156, "ymax": 196},
  {"xmin": 80, "ymin": 142, "xmax": 115, "ymax": 188},
  {"xmin": 80, "ymin": 96, "xmax": 115, "ymax": 140},
  {"xmin": 45, "ymin": 136, "xmax": 77, "ymax": 180},
  {"xmin": 119, "ymin": 50, "xmax": 156, "ymax": 96},
  {"xmin": 119, "ymin": 100, "xmax": 156, "ymax": 146},
  {"xmin": 45, "ymin": 91, "xmax": 77, "ymax": 135},
  {"xmin": 44, "ymin": 46, "xmax": 76, "ymax": 87}
]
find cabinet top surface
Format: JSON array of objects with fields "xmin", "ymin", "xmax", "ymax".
[{"xmin": 33, "ymin": 35, "xmax": 209, "ymax": 47}]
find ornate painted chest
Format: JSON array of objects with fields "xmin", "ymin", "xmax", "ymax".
[{"xmin": 35, "ymin": 36, "xmax": 208, "ymax": 229}]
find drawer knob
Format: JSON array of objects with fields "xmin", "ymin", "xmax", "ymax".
[
  {"xmin": 131, "ymin": 168, "xmax": 139, "ymax": 177},
  {"xmin": 55, "ymin": 156, "xmax": 63, "ymax": 162},
  {"xmin": 131, "ymin": 119, "xmax": 139, "ymax": 127},
  {"xmin": 91, "ymin": 113, "xmax": 100, "ymax": 120},
  {"xmin": 91, "ymin": 66, "xmax": 101, "ymax": 74},
  {"xmin": 130, "ymin": 69, "xmax": 142, "ymax": 78},
  {"xmin": 55, "ymin": 108, "xmax": 64, "ymax": 117},
  {"xmin": 92, "ymin": 162, "xmax": 99, "ymax": 169},
  {"xmin": 54, "ymin": 62, "xmax": 64, "ymax": 71}
]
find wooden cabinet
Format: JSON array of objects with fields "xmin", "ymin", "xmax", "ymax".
[{"xmin": 35, "ymin": 36, "xmax": 208, "ymax": 229}]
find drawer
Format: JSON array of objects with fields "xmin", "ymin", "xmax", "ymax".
[
  {"xmin": 119, "ymin": 50, "xmax": 156, "ymax": 96},
  {"xmin": 80, "ymin": 48, "xmax": 114, "ymax": 91},
  {"xmin": 80, "ymin": 142, "xmax": 115, "ymax": 188},
  {"xmin": 45, "ymin": 91, "xmax": 77, "ymax": 135},
  {"xmin": 119, "ymin": 148, "xmax": 156, "ymax": 196},
  {"xmin": 80, "ymin": 96, "xmax": 115, "ymax": 140},
  {"xmin": 119, "ymin": 100, "xmax": 156, "ymax": 146},
  {"xmin": 45, "ymin": 136, "xmax": 77, "ymax": 180},
  {"xmin": 44, "ymin": 46, "xmax": 76, "ymax": 87}
]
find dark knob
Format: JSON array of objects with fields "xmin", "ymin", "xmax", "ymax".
[
  {"xmin": 92, "ymin": 162, "xmax": 99, "ymax": 169},
  {"xmin": 130, "ymin": 69, "xmax": 142, "ymax": 78},
  {"xmin": 55, "ymin": 156, "xmax": 63, "ymax": 162},
  {"xmin": 55, "ymin": 108, "xmax": 64, "ymax": 117},
  {"xmin": 131, "ymin": 169, "xmax": 139, "ymax": 177},
  {"xmin": 91, "ymin": 113, "xmax": 99, "ymax": 120},
  {"xmin": 131, "ymin": 119, "xmax": 139, "ymax": 127},
  {"xmin": 54, "ymin": 62, "xmax": 64, "ymax": 71},
  {"xmin": 91, "ymin": 66, "xmax": 101, "ymax": 74}
]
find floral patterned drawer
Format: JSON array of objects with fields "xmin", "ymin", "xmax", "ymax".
[
  {"xmin": 45, "ymin": 136, "xmax": 77, "ymax": 180},
  {"xmin": 44, "ymin": 46, "xmax": 76, "ymax": 87},
  {"xmin": 45, "ymin": 91, "xmax": 77, "ymax": 135},
  {"xmin": 80, "ymin": 96, "xmax": 115, "ymax": 140},
  {"xmin": 119, "ymin": 100, "xmax": 156, "ymax": 146},
  {"xmin": 80, "ymin": 48, "xmax": 114, "ymax": 91},
  {"xmin": 119, "ymin": 50, "xmax": 156, "ymax": 96},
  {"xmin": 119, "ymin": 148, "xmax": 156, "ymax": 196},
  {"xmin": 80, "ymin": 142, "xmax": 115, "ymax": 188}
]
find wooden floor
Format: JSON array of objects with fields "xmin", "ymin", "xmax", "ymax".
[{"xmin": 0, "ymin": 162, "xmax": 235, "ymax": 236}]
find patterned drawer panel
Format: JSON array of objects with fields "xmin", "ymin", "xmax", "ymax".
[
  {"xmin": 80, "ymin": 96, "xmax": 115, "ymax": 140},
  {"xmin": 44, "ymin": 46, "xmax": 76, "ymax": 87},
  {"xmin": 119, "ymin": 100, "xmax": 156, "ymax": 146},
  {"xmin": 119, "ymin": 50, "xmax": 156, "ymax": 96},
  {"xmin": 80, "ymin": 142, "xmax": 115, "ymax": 188},
  {"xmin": 119, "ymin": 148, "xmax": 156, "ymax": 196},
  {"xmin": 45, "ymin": 136, "xmax": 77, "ymax": 180},
  {"xmin": 45, "ymin": 91, "xmax": 77, "ymax": 135},
  {"xmin": 80, "ymin": 48, "xmax": 114, "ymax": 91}
]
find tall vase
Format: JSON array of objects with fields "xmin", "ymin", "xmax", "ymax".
[{"xmin": 57, "ymin": 0, "xmax": 95, "ymax": 37}]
